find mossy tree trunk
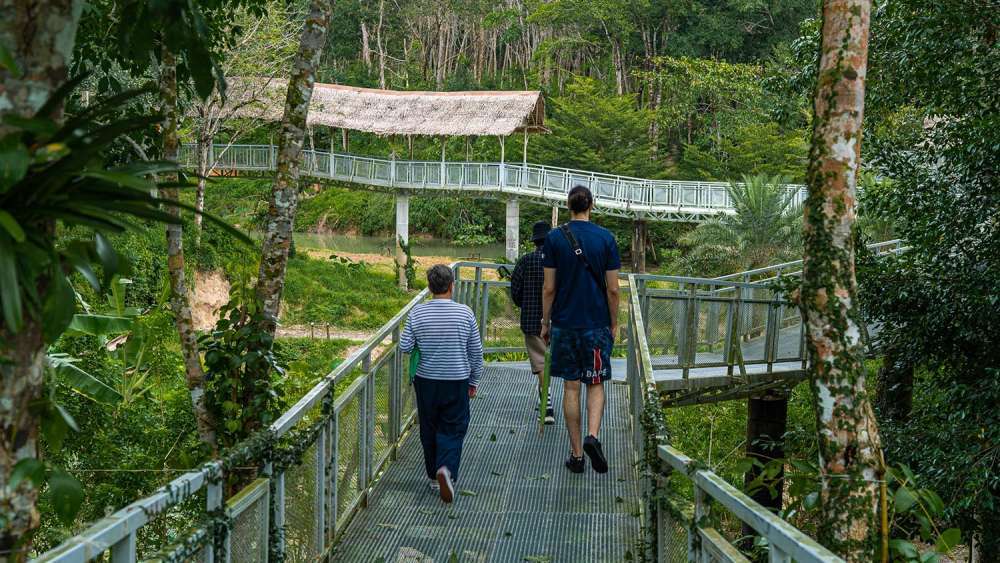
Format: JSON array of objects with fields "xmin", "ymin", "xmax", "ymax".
[
  {"xmin": 255, "ymin": 0, "xmax": 333, "ymax": 327},
  {"xmin": 159, "ymin": 48, "xmax": 218, "ymax": 452},
  {"xmin": 0, "ymin": 0, "xmax": 82, "ymax": 554},
  {"xmin": 801, "ymin": 0, "xmax": 883, "ymax": 559}
]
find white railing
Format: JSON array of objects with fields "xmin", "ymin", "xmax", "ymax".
[
  {"xmin": 626, "ymin": 275, "xmax": 843, "ymax": 563},
  {"xmin": 179, "ymin": 143, "xmax": 808, "ymax": 221},
  {"xmin": 713, "ymin": 239, "xmax": 908, "ymax": 285},
  {"xmin": 38, "ymin": 262, "xmax": 842, "ymax": 563}
]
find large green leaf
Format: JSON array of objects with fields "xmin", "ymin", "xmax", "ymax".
[
  {"xmin": 46, "ymin": 467, "xmax": 84, "ymax": 526},
  {"xmin": 48, "ymin": 353, "xmax": 123, "ymax": 404},
  {"xmin": 93, "ymin": 233, "xmax": 119, "ymax": 285},
  {"xmin": 9, "ymin": 458, "xmax": 45, "ymax": 489},
  {"xmin": 935, "ymin": 528, "xmax": 961, "ymax": 553},
  {"xmin": 67, "ymin": 314, "xmax": 133, "ymax": 336},
  {"xmin": 41, "ymin": 263, "xmax": 76, "ymax": 343},
  {"xmin": 0, "ymin": 136, "xmax": 30, "ymax": 193},
  {"xmin": 0, "ymin": 43, "xmax": 20, "ymax": 77},
  {"xmin": 0, "ymin": 235, "xmax": 23, "ymax": 331},
  {"xmin": 0, "ymin": 210, "xmax": 26, "ymax": 242}
]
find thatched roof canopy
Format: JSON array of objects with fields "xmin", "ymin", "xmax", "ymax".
[{"xmin": 230, "ymin": 78, "xmax": 546, "ymax": 136}]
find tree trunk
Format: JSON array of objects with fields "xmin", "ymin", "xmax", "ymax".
[
  {"xmin": 376, "ymin": 0, "xmax": 386, "ymax": 89},
  {"xmin": 194, "ymin": 124, "xmax": 211, "ymax": 247},
  {"xmin": 160, "ymin": 49, "xmax": 218, "ymax": 452},
  {"xmin": 800, "ymin": 0, "xmax": 882, "ymax": 559},
  {"xmin": 256, "ymin": 0, "xmax": 332, "ymax": 327},
  {"xmin": 0, "ymin": 0, "xmax": 82, "ymax": 554}
]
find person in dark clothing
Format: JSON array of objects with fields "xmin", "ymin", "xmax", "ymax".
[
  {"xmin": 541, "ymin": 185, "xmax": 621, "ymax": 474},
  {"xmin": 511, "ymin": 220, "xmax": 555, "ymax": 424}
]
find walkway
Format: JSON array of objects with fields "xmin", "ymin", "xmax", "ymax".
[
  {"xmin": 332, "ymin": 364, "xmax": 641, "ymax": 562},
  {"xmin": 179, "ymin": 143, "xmax": 806, "ymax": 222}
]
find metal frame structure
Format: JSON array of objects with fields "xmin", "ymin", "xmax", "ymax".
[
  {"xmin": 626, "ymin": 275, "xmax": 843, "ymax": 563},
  {"xmin": 38, "ymin": 262, "xmax": 849, "ymax": 563},
  {"xmin": 178, "ymin": 143, "xmax": 807, "ymax": 222}
]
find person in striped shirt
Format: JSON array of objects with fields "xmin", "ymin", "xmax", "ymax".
[{"xmin": 399, "ymin": 264, "xmax": 484, "ymax": 503}]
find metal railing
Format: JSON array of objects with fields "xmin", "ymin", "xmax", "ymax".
[
  {"xmin": 178, "ymin": 143, "xmax": 808, "ymax": 221},
  {"xmin": 713, "ymin": 239, "xmax": 908, "ymax": 285},
  {"xmin": 626, "ymin": 275, "xmax": 843, "ymax": 563},
  {"xmin": 630, "ymin": 274, "xmax": 805, "ymax": 397},
  {"xmin": 38, "ymin": 262, "xmax": 841, "ymax": 562}
]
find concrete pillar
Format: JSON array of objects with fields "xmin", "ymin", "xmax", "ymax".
[
  {"xmin": 631, "ymin": 219, "xmax": 648, "ymax": 273},
  {"xmin": 395, "ymin": 194, "xmax": 410, "ymax": 290},
  {"xmin": 505, "ymin": 198, "xmax": 520, "ymax": 262},
  {"xmin": 742, "ymin": 392, "xmax": 788, "ymax": 544}
]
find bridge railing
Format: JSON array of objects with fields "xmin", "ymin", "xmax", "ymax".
[
  {"xmin": 630, "ymin": 274, "xmax": 805, "ymax": 402},
  {"xmin": 36, "ymin": 261, "xmax": 607, "ymax": 562},
  {"xmin": 178, "ymin": 143, "xmax": 808, "ymax": 219},
  {"xmin": 712, "ymin": 239, "xmax": 908, "ymax": 286},
  {"xmin": 627, "ymin": 275, "xmax": 844, "ymax": 562},
  {"xmin": 37, "ymin": 265, "xmax": 444, "ymax": 562}
]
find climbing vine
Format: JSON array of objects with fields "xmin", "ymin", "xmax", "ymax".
[{"xmin": 396, "ymin": 235, "xmax": 416, "ymax": 289}]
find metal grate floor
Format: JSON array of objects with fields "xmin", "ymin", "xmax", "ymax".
[{"xmin": 332, "ymin": 365, "xmax": 642, "ymax": 562}]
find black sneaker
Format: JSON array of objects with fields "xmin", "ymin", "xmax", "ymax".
[
  {"xmin": 583, "ymin": 435, "xmax": 609, "ymax": 474},
  {"xmin": 565, "ymin": 453, "xmax": 585, "ymax": 473},
  {"xmin": 544, "ymin": 407, "xmax": 555, "ymax": 425}
]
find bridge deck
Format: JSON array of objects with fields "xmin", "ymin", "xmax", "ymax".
[{"xmin": 332, "ymin": 364, "xmax": 642, "ymax": 562}]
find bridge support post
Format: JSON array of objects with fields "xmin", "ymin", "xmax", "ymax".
[
  {"xmin": 742, "ymin": 391, "xmax": 788, "ymax": 544},
  {"xmin": 505, "ymin": 198, "xmax": 520, "ymax": 262},
  {"xmin": 631, "ymin": 218, "xmax": 648, "ymax": 273},
  {"xmin": 395, "ymin": 193, "xmax": 410, "ymax": 290},
  {"xmin": 551, "ymin": 205, "xmax": 558, "ymax": 228}
]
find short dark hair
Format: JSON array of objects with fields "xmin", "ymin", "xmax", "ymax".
[
  {"xmin": 426, "ymin": 264, "xmax": 454, "ymax": 295},
  {"xmin": 568, "ymin": 185, "xmax": 593, "ymax": 213}
]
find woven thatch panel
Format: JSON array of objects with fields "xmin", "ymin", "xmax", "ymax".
[{"xmin": 224, "ymin": 78, "xmax": 546, "ymax": 136}]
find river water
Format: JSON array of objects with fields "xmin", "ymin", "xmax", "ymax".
[{"xmin": 293, "ymin": 232, "xmax": 505, "ymax": 259}]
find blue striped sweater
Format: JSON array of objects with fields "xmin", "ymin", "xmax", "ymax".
[{"xmin": 399, "ymin": 298, "xmax": 485, "ymax": 387}]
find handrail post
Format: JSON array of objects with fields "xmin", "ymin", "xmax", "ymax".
[
  {"xmin": 327, "ymin": 411, "xmax": 339, "ymax": 541},
  {"xmin": 205, "ymin": 476, "xmax": 223, "ymax": 563},
  {"xmin": 109, "ymin": 533, "xmax": 136, "ymax": 563},
  {"xmin": 314, "ymin": 424, "xmax": 326, "ymax": 554},
  {"xmin": 359, "ymin": 354, "xmax": 371, "ymax": 506},
  {"xmin": 479, "ymin": 280, "xmax": 490, "ymax": 342},
  {"xmin": 389, "ymin": 325, "xmax": 401, "ymax": 450}
]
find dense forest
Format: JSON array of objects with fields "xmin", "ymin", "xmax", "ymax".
[{"xmin": 0, "ymin": 0, "xmax": 996, "ymax": 561}]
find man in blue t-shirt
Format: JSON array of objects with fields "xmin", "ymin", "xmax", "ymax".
[{"xmin": 541, "ymin": 185, "xmax": 621, "ymax": 474}]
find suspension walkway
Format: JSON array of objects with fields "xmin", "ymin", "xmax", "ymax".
[
  {"xmin": 179, "ymin": 144, "xmax": 806, "ymax": 223},
  {"xmin": 35, "ymin": 250, "xmax": 918, "ymax": 562}
]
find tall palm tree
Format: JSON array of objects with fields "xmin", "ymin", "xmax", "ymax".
[{"xmin": 679, "ymin": 174, "xmax": 803, "ymax": 276}]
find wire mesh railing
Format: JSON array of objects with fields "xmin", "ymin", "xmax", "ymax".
[
  {"xmin": 178, "ymin": 143, "xmax": 808, "ymax": 220},
  {"xmin": 39, "ymin": 261, "xmax": 844, "ymax": 563},
  {"xmin": 626, "ymin": 275, "xmax": 844, "ymax": 563},
  {"xmin": 36, "ymin": 266, "xmax": 433, "ymax": 562}
]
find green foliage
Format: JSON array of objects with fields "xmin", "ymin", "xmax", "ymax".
[
  {"xmin": 395, "ymin": 237, "xmax": 416, "ymax": 289},
  {"xmin": 0, "ymin": 80, "xmax": 246, "ymax": 337},
  {"xmin": 282, "ymin": 253, "xmax": 412, "ymax": 330},
  {"xmin": 533, "ymin": 77, "xmax": 658, "ymax": 178},
  {"xmin": 850, "ymin": 0, "xmax": 1000, "ymax": 551},
  {"xmin": 295, "ymin": 187, "xmax": 393, "ymax": 235},
  {"xmin": 676, "ymin": 174, "xmax": 802, "ymax": 276},
  {"xmin": 679, "ymin": 123, "xmax": 808, "ymax": 182},
  {"xmin": 199, "ymin": 300, "xmax": 285, "ymax": 448}
]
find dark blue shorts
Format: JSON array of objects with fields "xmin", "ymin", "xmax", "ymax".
[{"xmin": 550, "ymin": 326, "xmax": 613, "ymax": 384}]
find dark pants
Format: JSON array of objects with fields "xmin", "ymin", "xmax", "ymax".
[{"xmin": 413, "ymin": 377, "xmax": 470, "ymax": 481}]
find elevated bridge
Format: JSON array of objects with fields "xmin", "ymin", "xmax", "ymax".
[
  {"xmin": 34, "ymin": 248, "xmax": 913, "ymax": 562},
  {"xmin": 179, "ymin": 143, "xmax": 807, "ymax": 267}
]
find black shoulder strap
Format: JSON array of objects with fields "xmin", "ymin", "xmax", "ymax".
[{"xmin": 559, "ymin": 224, "xmax": 607, "ymax": 293}]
